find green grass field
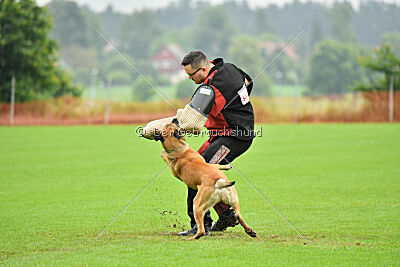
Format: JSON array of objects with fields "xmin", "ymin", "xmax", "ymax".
[
  {"xmin": 81, "ymin": 84, "xmax": 305, "ymax": 102},
  {"xmin": 271, "ymin": 84, "xmax": 307, "ymax": 97},
  {"xmin": 1, "ymin": 124, "xmax": 399, "ymax": 265},
  {"xmin": 82, "ymin": 85, "xmax": 177, "ymax": 102}
]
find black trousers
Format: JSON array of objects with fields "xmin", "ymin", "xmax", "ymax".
[{"xmin": 187, "ymin": 136, "xmax": 253, "ymax": 228}]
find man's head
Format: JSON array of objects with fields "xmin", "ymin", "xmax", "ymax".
[{"xmin": 181, "ymin": 51, "xmax": 213, "ymax": 84}]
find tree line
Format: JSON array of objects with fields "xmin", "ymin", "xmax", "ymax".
[{"xmin": 0, "ymin": 0, "xmax": 399, "ymax": 102}]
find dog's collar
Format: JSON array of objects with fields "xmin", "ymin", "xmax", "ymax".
[{"xmin": 165, "ymin": 142, "xmax": 188, "ymax": 154}]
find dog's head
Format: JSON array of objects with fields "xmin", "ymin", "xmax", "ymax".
[{"xmin": 156, "ymin": 118, "xmax": 185, "ymax": 151}]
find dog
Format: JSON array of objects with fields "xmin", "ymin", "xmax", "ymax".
[{"xmin": 155, "ymin": 118, "xmax": 257, "ymax": 240}]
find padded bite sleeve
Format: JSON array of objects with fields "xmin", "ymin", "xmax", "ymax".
[{"xmin": 177, "ymin": 104, "xmax": 208, "ymax": 134}]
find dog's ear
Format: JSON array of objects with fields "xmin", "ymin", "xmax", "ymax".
[
  {"xmin": 172, "ymin": 118, "xmax": 180, "ymax": 127},
  {"xmin": 154, "ymin": 134, "xmax": 164, "ymax": 143},
  {"xmin": 173, "ymin": 129, "xmax": 181, "ymax": 140}
]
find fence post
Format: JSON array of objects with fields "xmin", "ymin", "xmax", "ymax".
[
  {"xmin": 389, "ymin": 74, "xmax": 394, "ymax": 123},
  {"xmin": 90, "ymin": 68, "xmax": 98, "ymax": 99},
  {"xmin": 293, "ymin": 72, "xmax": 299, "ymax": 123},
  {"xmin": 10, "ymin": 76, "xmax": 15, "ymax": 126},
  {"xmin": 104, "ymin": 77, "xmax": 112, "ymax": 125}
]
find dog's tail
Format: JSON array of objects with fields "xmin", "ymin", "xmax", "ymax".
[{"xmin": 215, "ymin": 179, "xmax": 235, "ymax": 189}]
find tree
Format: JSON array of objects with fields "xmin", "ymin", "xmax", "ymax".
[
  {"xmin": 46, "ymin": 1, "xmax": 102, "ymax": 88},
  {"xmin": 268, "ymin": 53, "xmax": 299, "ymax": 85},
  {"xmin": 108, "ymin": 70, "xmax": 132, "ymax": 86},
  {"xmin": 228, "ymin": 35, "xmax": 262, "ymax": 76},
  {"xmin": 228, "ymin": 35, "xmax": 272, "ymax": 96},
  {"xmin": 149, "ymin": 29, "xmax": 192, "ymax": 58},
  {"xmin": 354, "ymin": 1, "xmax": 400, "ymax": 46},
  {"xmin": 155, "ymin": 0, "xmax": 196, "ymax": 29},
  {"xmin": 176, "ymin": 79, "xmax": 194, "ymax": 99},
  {"xmin": 310, "ymin": 15, "xmax": 324, "ymax": 48},
  {"xmin": 192, "ymin": 5, "xmax": 237, "ymax": 57},
  {"xmin": 99, "ymin": 5, "xmax": 124, "ymax": 41},
  {"xmin": 104, "ymin": 54, "xmax": 131, "ymax": 74},
  {"xmin": 352, "ymin": 45, "xmax": 400, "ymax": 92},
  {"xmin": 132, "ymin": 77, "xmax": 155, "ymax": 101},
  {"xmin": 327, "ymin": 2, "xmax": 357, "ymax": 43},
  {"xmin": 80, "ymin": 5, "xmax": 103, "ymax": 52},
  {"xmin": 61, "ymin": 45, "xmax": 98, "ymax": 70},
  {"xmin": 0, "ymin": 0, "xmax": 80, "ymax": 102},
  {"xmin": 48, "ymin": 0, "xmax": 89, "ymax": 48},
  {"xmin": 120, "ymin": 10, "xmax": 163, "ymax": 60},
  {"xmin": 254, "ymin": 9, "xmax": 272, "ymax": 35},
  {"xmin": 381, "ymin": 32, "xmax": 400, "ymax": 58},
  {"xmin": 305, "ymin": 40, "xmax": 364, "ymax": 96},
  {"xmin": 252, "ymin": 73, "xmax": 273, "ymax": 97}
]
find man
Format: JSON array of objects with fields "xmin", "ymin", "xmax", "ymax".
[{"xmin": 176, "ymin": 50, "xmax": 255, "ymax": 236}]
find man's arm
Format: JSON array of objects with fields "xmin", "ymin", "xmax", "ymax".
[
  {"xmin": 176, "ymin": 84, "xmax": 215, "ymax": 134},
  {"xmin": 141, "ymin": 85, "xmax": 215, "ymax": 139}
]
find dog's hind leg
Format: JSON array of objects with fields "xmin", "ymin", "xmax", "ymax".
[
  {"xmin": 227, "ymin": 188, "xmax": 257, "ymax": 238},
  {"xmin": 231, "ymin": 203, "xmax": 257, "ymax": 238}
]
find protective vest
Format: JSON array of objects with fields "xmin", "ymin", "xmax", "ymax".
[{"xmin": 197, "ymin": 58, "xmax": 255, "ymax": 140}]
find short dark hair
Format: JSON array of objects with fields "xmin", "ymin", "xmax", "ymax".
[{"xmin": 181, "ymin": 51, "xmax": 209, "ymax": 68}]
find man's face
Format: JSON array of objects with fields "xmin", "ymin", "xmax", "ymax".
[{"xmin": 184, "ymin": 64, "xmax": 208, "ymax": 84}]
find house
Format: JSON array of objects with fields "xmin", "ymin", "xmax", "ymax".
[
  {"xmin": 151, "ymin": 44, "xmax": 186, "ymax": 84},
  {"xmin": 259, "ymin": 41, "xmax": 299, "ymax": 62}
]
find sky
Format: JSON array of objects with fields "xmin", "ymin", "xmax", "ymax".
[{"xmin": 36, "ymin": 0, "xmax": 400, "ymax": 13}]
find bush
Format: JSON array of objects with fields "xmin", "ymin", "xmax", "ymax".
[
  {"xmin": 108, "ymin": 70, "xmax": 132, "ymax": 86},
  {"xmin": 251, "ymin": 72, "xmax": 273, "ymax": 97},
  {"xmin": 132, "ymin": 77, "xmax": 155, "ymax": 101},
  {"xmin": 305, "ymin": 40, "xmax": 364, "ymax": 96},
  {"xmin": 176, "ymin": 79, "xmax": 195, "ymax": 99}
]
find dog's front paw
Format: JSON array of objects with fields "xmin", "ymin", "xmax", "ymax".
[{"xmin": 188, "ymin": 232, "xmax": 205, "ymax": 240}]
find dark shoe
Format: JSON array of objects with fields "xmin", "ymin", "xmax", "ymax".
[
  {"xmin": 210, "ymin": 209, "xmax": 239, "ymax": 232},
  {"xmin": 177, "ymin": 224, "xmax": 210, "ymax": 236}
]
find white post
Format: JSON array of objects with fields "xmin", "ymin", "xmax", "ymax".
[
  {"xmin": 389, "ymin": 74, "xmax": 394, "ymax": 123},
  {"xmin": 89, "ymin": 68, "xmax": 98, "ymax": 108},
  {"xmin": 104, "ymin": 77, "xmax": 112, "ymax": 125},
  {"xmin": 10, "ymin": 76, "xmax": 15, "ymax": 126},
  {"xmin": 294, "ymin": 72, "xmax": 299, "ymax": 123},
  {"xmin": 91, "ymin": 68, "xmax": 98, "ymax": 99}
]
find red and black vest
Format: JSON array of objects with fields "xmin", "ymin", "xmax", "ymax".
[{"xmin": 202, "ymin": 58, "xmax": 255, "ymax": 140}]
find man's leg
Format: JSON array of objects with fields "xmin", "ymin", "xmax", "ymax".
[{"xmin": 200, "ymin": 136, "xmax": 253, "ymax": 232}]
